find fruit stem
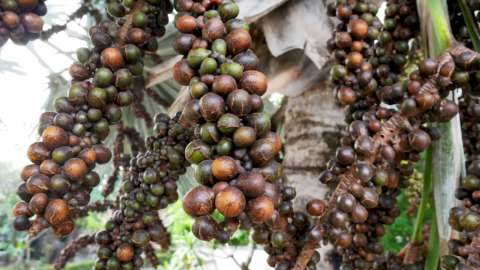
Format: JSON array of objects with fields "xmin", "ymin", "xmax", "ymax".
[{"xmin": 458, "ymin": 0, "xmax": 480, "ymax": 51}]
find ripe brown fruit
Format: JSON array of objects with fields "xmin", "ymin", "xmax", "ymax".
[
  {"xmin": 350, "ymin": 19, "xmax": 368, "ymax": 40},
  {"xmin": 63, "ymin": 158, "xmax": 88, "ymax": 181},
  {"xmin": 21, "ymin": 13, "xmax": 44, "ymax": 33},
  {"xmin": 227, "ymin": 89, "xmax": 252, "ymax": 116},
  {"xmin": 337, "ymin": 86, "xmax": 357, "ymax": 105},
  {"xmin": 21, "ymin": 164, "xmax": 40, "ymax": 181},
  {"xmin": 128, "ymin": 28, "xmax": 148, "ymax": 45},
  {"xmin": 78, "ymin": 148, "xmax": 97, "ymax": 166},
  {"xmin": 183, "ymin": 185, "xmax": 215, "ymax": 216},
  {"xmin": 212, "ymin": 182, "xmax": 229, "ymax": 195},
  {"xmin": 307, "ymin": 199, "xmax": 327, "ymax": 216},
  {"xmin": 3, "ymin": 11, "xmax": 20, "ymax": 29},
  {"xmin": 26, "ymin": 173, "xmax": 50, "ymax": 193},
  {"xmin": 28, "ymin": 193, "xmax": 49, "ymax": 215},
  {"xmin": 215, "ymin": 186, "xmax": 246, "ymax": 218},
  {"xmin": 173, "ymin": 59, "xmax": 196, "ymax": 86},
  {"xmin": 233, "ymin": 126, "xmax": 256, "ymax": 147},
  {"xmin": 199, "ymin": 93, "xmax": 225, "ymax": 122},
  {"xmin": 28, "ymin": 142, "xmax": 50, "ymax": 164},
  {"xmin": 212, "ymin": 75, "xmax": 238, "ymax": 96},
  {"xmin": 176, "ymin": 15, "xmax": 197, "ymax": 33},
  {"xmin": 42, "ymin": 126, "xmax": 69, "ymax": 150},
  {"xmin": 226, "ymin": 29, "xmax": 251, "ymax": 55},
  {"xmin": 40, "ymin": 159, "xmax": 61, "ymax": 176},
  {"xmin": 235, "ymin": 172, "xmax": 265, "ymax": 198},
  {"xmin": 249, "ymin": 138, "xmax": 277, "ymax": 166},
  {"xmin": 101, "ymin": 47, "xmax": 124, "ymax": 70},
  {"xmin": 53, "ymin": 219, "xmax": 75, "ymax": 236},
  {"xmin": 69, "ymin": 63, "xmax": 91, "ymax": 81},
  {"xmin": 346, "ymin": 52, "xmax": 364, "ymax": 69},
  {"xmin": 116, "ymin": 244, "xmax": 134, "ymax": 262},
  {"xmin": 240, "ymin": 70, "xmax": 268, "ymax": 95},
  {"xmin": 44, "ymin": 199, "xmax": 70, "ymax": 225},
  {"xmin": 92, "ymin": 145, "xmax": 112, "ymax": 164},
  {"xmin": 202, "ymin": 18, "xmax": 225, "ymax": 42},
  {"xmin": 192, "ymin": 216, "xmax": 219, "ymax": 241},
  {"xmin": 18, "ymin": 0, "xmax": 39, "ymax": 11},
  {"xmin": 13, "ymin": 201, "xmax": 32, "ymax": 217},
  {"xmin": 212, "ymin": 156, "xmax": 238, "ymax": 181},
  {"xmin": 247, "ymin": 195, "xmax": 274, "ymax": 223}
]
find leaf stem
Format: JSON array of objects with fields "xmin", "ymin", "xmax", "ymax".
[
  {"xmin": 412, "ymin": 146, "xmax": 433, "ymax": 244},
  {"xmin": 424, "ymin": 203, "xmax": 440, "ymax": 270},
  {"xmin": 458, "ymin": 0, "xmax": 480, "ymax": 51}
]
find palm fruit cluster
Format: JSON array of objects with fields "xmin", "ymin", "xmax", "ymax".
[
  {"xmin": 170, "ymin": 0, "xmax": 316, "ymax": 268},
  {"xmin": 0, "ymin": 0, "xmax": 47, "ymax": 46},
  {"xmin": 12, "ymin": 0, "xmax": 171, "ymax": 237},
  {"xmin": 91, "ymin": 113, "xmax": 193, "ymax": 270},
  {"xmin": 292, "ymin": 0, "xmax": 480, "ymax": 269}
]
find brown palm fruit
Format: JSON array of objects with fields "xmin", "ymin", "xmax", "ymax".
[
  {"xmin": 78, "ymin": 148, "xmax": 97, "ymax": 166},
  {"xmin": 213, "ymin": 182, "xmax": 229, "ymax": 195},
  {"xmin": 93, "ymin": 145, "xmax": 112, "ymax": 164},
  {"xmin": 233, "ymin": 126, "xmax": 256, "ymax": 147},
  {"xmin": 26, "ymin": 173, "xmax": 49, "ymax": 193},
  {"xmin": 29, "ymin": 193, "xmax": 48, "ymax": 214},
  {"xmin": 183, "ymin": 185, "xmax": 215, "ymax": 216},
  {"xmin": 42, "ymin": 126, "xmax": 69, "ymax": 150},
  {"xmin": 192, "ymin": 216, "xmax": 219, "ymax": 241},
  {"xmin": 176, "ymin": 15, "xmax": 197, "ymax": 33},
  {"xmin": 212, "ymin": 75, "xmax": 238, "ymax": 96},
  {"xmin": 202, "ymin": 18, "xmax": 225, "ymax": 42},
  {"xmin": 173, "ymin": 59, "xmax": 196, "ymax": 85},
  {"xmin": 18, "ymin": 0, "xmax": 39, "ymax": 11},
  {"xmin": 307, "ymin": 199, "xmax": 327, "ymax": 216},
  {"xmin": 227, "ymin": 89, "xmax": 252, "ymax": 116},
  {"xmin": 235, "ymin": 172, "xmax": 265, "ymax": 198},
  {"xmin": 349, "ymin": 19, "xmax": 369, "ymax": 39},
  {"xmin": 63, "ymin": 158, "xmax": 88, "ymax": 181},
  {"xmin": 247, "ymin": 195, "xmax": 274, "ymax": 223},
  {"xmin": 27, "ymin": 142, "xmax": 50, "ymax": 164},
  {"xmin": 249, "ymin": 138, "xmax": 278, "ymax": 166},
  {"xmin": 39, "ymin": 159, "xmax": 61, "ymax": 176},
  {"xmin": 13, "ymin": 201, "xmax": 32, "ymax": 217},
  {"xmin": 116, "ymin": 244, "xmax": 135, "ymax": 262},
  {"xmin": 21, "ymin": 164, "xmax": 40, "ymax": 181},
  {"xmin": 226, "ymin": 29, "xmax": 251, "ymax": 55},
  {"xmin": 21, "ymin": 13, "xmax": 44, "ymax": 33},
  {"xmin": 3, "ymin": 11, "xmax": 20, "ymax": 29},
  {"xmin": 44, "ymin": 199, "xmax": 69, "ymax": 225},
  {"xmin": 212, "ymin": 156, "xmax": 238, "ymax": 181},
  {"xmin": 240, "ymin": 70, "xmax": 268, "ymax": 96},
  {"xmin": 199, "ymin": 93, "xmax": 225, "ymax": 122},
  {"xmin": 215, "ymin": 186, "xmax": 246, "ymax": 217},
  {"xmin": 101, "ymin": 47, "xmax": 124, "ymax": 70},
  {"xmin": 53, "ymin": 219, "xmax": 75, "ymax": 236}
]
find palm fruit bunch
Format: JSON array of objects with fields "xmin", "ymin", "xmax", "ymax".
[
  {"xmin": 292, "ymin": 0, "xmax": 480, "ymax": 269},
  {"xmin": 170, "ymin": 0, "xmax": 314, "ymax": 268},
  {"xmin": 12, "ymin": 0, "xmax": 171, "ymax": 237},
  {"xmin": 0, "ymin": 0, "xmax": 47, "ymax": 46},
  {"xmin": 91, "ymin": 113, "xmax": 193, "ymax": 270}
]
